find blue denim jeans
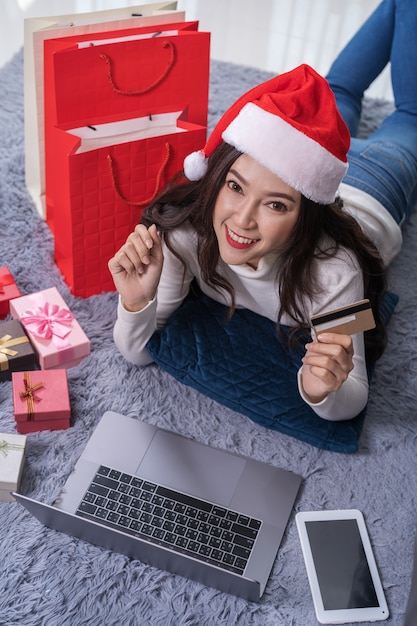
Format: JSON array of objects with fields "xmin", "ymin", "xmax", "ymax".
[{"xmin": 326, "ymin": 0, "xmax": 417, "ymax": 227}]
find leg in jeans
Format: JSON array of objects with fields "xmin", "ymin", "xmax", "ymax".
[{"xmin": 326, "ymin": 0, "xmax": 417, "ymax": 226}]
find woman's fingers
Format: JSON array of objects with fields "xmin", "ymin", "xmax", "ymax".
[
  {"xmin": 109, "ymin": 224, "xmax": 161, "ymax": 276},
  {"xmin": 301, "ymin": 333, "xmax": 355, "ymax": 398},
  {"xmin": 304, "ymin": 333, "xmax": 353, "ymax": 366}
]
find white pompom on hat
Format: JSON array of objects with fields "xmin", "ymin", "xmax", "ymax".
[{"xmin": 183, "ymin": 64, "xmax": 350, "ymax": 205}]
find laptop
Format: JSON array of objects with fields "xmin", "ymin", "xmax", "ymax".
[{"xmin": 14, "ymin": 410, "xmax": 302, "ymax": 602}]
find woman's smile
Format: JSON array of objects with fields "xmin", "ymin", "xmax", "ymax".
[{"xmin": 225, "ymin": 226, "xmax": 260, "ymax": 249}]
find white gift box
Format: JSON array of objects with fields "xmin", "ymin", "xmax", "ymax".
[{"xmin": 0, "ymin": 433, "xmax": 27, "ymax": 502}]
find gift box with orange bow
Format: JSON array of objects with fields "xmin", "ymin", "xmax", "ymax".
[
  {"xmin": 10, "ymin": 287, "xmax": 90, "ymax": 369},
  {"xmin": 12, "ymin": 369, "xmax": 71, "ymax": 434}
]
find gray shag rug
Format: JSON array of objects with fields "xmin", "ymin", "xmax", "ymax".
[{"xmin": 1, "ymin": 48, "xmax": 416, "ymax": 626}]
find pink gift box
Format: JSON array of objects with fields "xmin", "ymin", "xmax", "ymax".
[
  {"xmin": 10, "ymin": 287, "xmax": 90, "ymax": 369},
  {"xmin": 0, "ymin": 267, "xmax": 21, "ymax": 319},
  {"xmin": 12, "ymin": 369, "xmax": 71, "ymax": 434}
]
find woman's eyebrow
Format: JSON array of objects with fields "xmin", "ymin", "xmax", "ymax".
[{"xmin": 228, "ymin": 168, "xmax": 297, "ymax": 202}]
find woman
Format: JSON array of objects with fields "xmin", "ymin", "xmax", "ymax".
[{"xmin": 108, "ymin": 0, "xmax": 417, "ymax": 423}]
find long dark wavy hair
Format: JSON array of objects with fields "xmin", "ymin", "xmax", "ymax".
[{"xmin": 142, "ymin": 143, "xmax": 387, "ymax": 363}]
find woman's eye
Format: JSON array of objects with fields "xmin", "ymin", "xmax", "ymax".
[
  {"xmin": 227, "ymin": 180, "xmax": 242, "ymax": 193},
  {"xmin": 269, "ymin": 201, "xmax": 288, "ymax": 212}
]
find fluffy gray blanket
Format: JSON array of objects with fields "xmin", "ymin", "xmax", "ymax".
[{"xmin": 1, "ymin": 49, "xmax": 416, "ymax": 626}]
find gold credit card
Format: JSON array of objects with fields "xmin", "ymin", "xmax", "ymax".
[{"xmin": 310, "ymin": 299, "xmax": 376, "ymax": 337}]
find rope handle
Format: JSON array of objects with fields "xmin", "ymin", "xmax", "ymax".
[
  {"xmin": 107, "ymin": 142, "xmax": 171, "ymax": 207},
  {"xmin": 99, "ymin": 40, "xmax": 176, "ymax": 96}
]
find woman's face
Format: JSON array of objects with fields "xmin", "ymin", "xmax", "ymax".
[{"xmin": 213, "ymin": 153, "xmax": 302, "ymax": 268}]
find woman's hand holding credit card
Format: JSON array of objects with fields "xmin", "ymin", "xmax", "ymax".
[{"xmin": 301, "ymin": 300, "xmax": 375, "ymax": 404}]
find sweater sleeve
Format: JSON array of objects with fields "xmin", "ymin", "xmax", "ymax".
[
  {"xmin": 112, "ymin": 229, "xmax": 194, "ymax": 366},
  {"xmin": 113, "ymin": 296, "xmax": 157, "ymax": 367}
]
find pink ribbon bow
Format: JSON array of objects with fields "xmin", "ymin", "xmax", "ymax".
[{"xmin": 20, "ymin": 302, "xmax": 74, "ymax": 348}]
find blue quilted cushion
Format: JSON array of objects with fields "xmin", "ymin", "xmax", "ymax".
[{"xmin": 147, "ymin": 291, "xmax": 398, "ymax": 453}]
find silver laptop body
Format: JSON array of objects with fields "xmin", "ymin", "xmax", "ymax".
[{"xmin": 14, "ymin": 411, "xmax": 301, "ymax": 602}]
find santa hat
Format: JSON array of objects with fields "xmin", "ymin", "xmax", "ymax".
[{"xmin": 183, "ymin": 64, "xmax": 350, "ymax": 205}]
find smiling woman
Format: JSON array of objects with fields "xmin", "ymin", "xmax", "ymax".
[{"xmin": 108, "ymin": 0, "xmax": 417, "ymax": 427}]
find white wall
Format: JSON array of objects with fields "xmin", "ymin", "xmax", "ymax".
[{"xmin": 179, "ymin": 0, "xmax": 392, "ymax": 101}]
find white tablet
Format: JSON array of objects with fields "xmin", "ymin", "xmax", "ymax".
[{"xmin": 296, "ymin": 509, "xmax": 389, "ymax": 624}]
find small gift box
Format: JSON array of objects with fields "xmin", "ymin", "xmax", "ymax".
[
  {"xmin": 12, "ymin": 369, "xmax": 71, "ymax": 434},
  {"xmin": 0, "ymin": 267, "xmax": 21, "ymax": 319},
  {"xmin": 10, "ymin": 287, "xmax": 90, "ymax": 369},
  {"xmin": 0, "ymin": 432, "xmax": 27, "ymax": 502},
  {"xmin": 0, "ymin": 319, "xmax": 38, "ymax": 382}
]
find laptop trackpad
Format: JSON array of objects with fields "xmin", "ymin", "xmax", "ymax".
[{"xmin": 136, "ymin": 430, "xmax": 245, "ymax": 507}]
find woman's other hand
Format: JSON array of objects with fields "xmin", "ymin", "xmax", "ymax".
[
  {"xmin": 300, "ymin": 332, "xmax": 354, "ymax": 403},
  {"xmin": 108, "ymin": 223, "xmax": 164, "ymax": 312}
]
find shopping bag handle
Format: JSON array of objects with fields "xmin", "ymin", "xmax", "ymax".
[
  {"xmin": 107, "ymin": 143, "xmax": 171, "ymax": 207},
  {"xmin": 100, "ymin": 40, "xmax": 176, "ymax": 96}
]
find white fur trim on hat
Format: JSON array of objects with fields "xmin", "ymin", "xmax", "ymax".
[
  {"xmin": 183, "ymin": 150, "xmax": 208, "ymax": 181},
  {"xmin": 222, "ymin": 102, "xmax": 348, "ymax": 204}
]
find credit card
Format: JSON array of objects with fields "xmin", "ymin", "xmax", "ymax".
[{"xmin": 310, "ymin": 299, "xmax": 375, "ymax": 337}]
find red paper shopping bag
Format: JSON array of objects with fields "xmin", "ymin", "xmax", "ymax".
[
  {"xmin": 51, "ymin": 115, "xmax": 206, "ymax": 297},
  {"xmin": 44, "ymin": 21, "xmax": 210, "ymax": 232},
  {"xmin": 45, "ymin": 22, "xmax": 209, "ymax": 126},
  {"xmin": 43, "ymin": 21, "xmax": 209, "ymax": 297}
]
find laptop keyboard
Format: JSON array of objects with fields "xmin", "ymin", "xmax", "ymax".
[{"xmin": 75, "ymin": 465, "xmax": 262, "ymax": 576}]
